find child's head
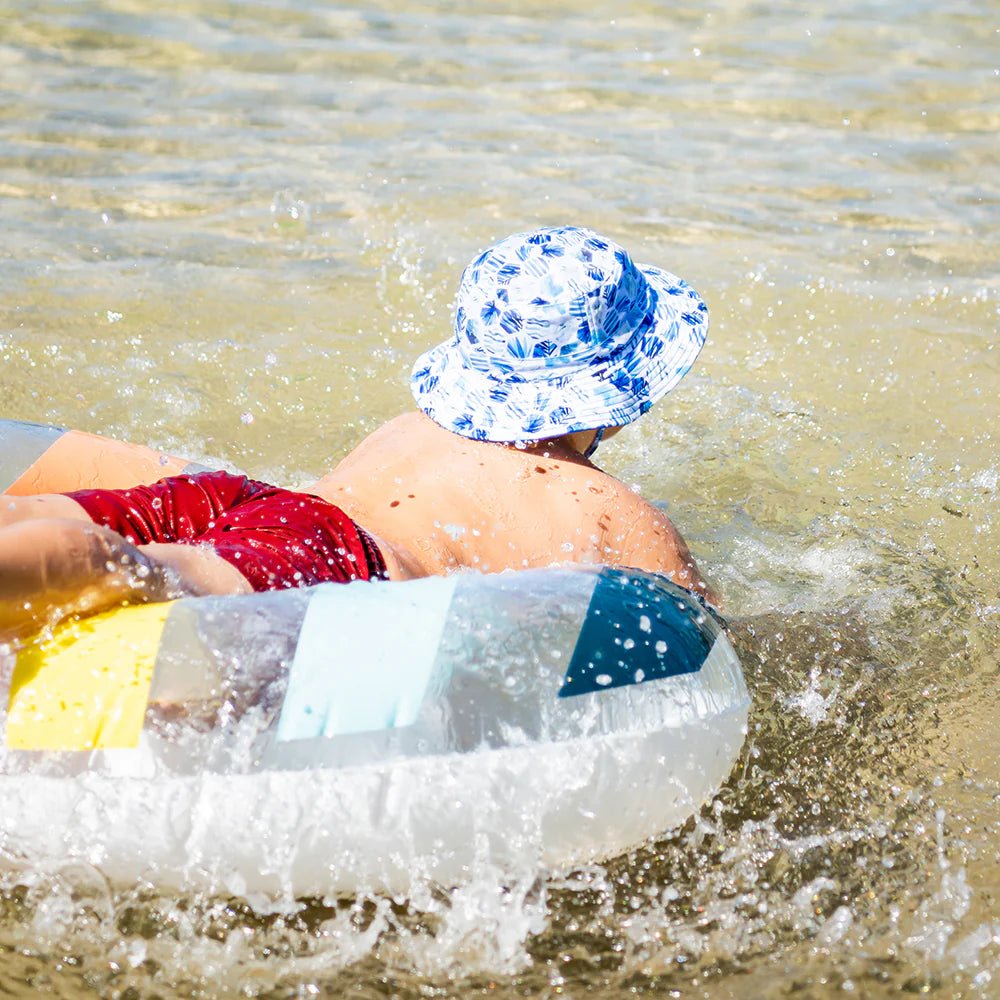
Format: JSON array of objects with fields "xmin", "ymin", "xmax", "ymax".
[{"xmin": 411, "ymin": 226, "xmax": 708, "ymax": 443}]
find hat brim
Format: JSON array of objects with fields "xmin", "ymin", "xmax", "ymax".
[{"xmin": 410, "ymin": 264, "xmax": 709, "ymax": 442}]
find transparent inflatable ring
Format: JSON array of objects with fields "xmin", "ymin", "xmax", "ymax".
[{"xmin": 0, "ymin": 419, "xmax": 750, "ymax": 897}]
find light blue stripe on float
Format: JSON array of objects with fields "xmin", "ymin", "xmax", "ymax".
[{"xmin": 276, "ymin": 575, "xmax": 459, "ymax": 742}]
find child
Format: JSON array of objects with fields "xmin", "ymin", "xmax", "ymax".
[{"xmin": 0, "ymin": 226, "xmax": 715, "ymax": 641}]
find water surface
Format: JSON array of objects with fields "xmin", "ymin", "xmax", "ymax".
[{"xmin": 0, "ymin": 0, "xmax": 997, "ymax": 997}]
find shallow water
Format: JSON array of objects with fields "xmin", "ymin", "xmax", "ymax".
[{"xmin": 0, "ymin": 0, "xmax": 997, "ymax": 996}]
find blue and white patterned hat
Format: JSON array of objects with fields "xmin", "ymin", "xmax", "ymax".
[{"xmin": 410, "ymin": 226, "xmax": 709, "ymax": 442}]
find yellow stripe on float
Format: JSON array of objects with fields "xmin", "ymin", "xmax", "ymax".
[{"xmin": 6, "ymin": 602, "xmax": 171, "ymax": 751}]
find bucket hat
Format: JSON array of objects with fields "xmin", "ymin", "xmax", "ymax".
[{"xmin": 410, "ymin": 226, "xmax": 708, "ymax": 442}]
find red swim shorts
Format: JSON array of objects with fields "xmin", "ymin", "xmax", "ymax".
[{"xmin": 67, "ymin": 470, "xmax": 386, "ymax": 592}]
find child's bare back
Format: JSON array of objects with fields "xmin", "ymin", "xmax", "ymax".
[{"xmin": 314, "ymin": 411, "xmax": 714, "ymax": 601}]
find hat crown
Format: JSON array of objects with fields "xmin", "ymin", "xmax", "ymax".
[{"xmin": 453, "ymin": 227, "xmax": 652, "ymax": 377}]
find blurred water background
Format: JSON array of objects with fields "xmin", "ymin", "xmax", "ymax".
[{"xmin": 0, "ymin": 0, "xmax": 997, "ymax": 997}]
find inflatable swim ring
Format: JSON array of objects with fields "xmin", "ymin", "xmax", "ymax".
[{"xmin": 0, "ymin": 419, "xmax": 750, "ymax": 897}]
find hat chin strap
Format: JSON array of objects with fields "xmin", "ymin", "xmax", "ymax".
[{"xmin": 583, "ymin": 427, "xmax": 605, "ymax": 460}]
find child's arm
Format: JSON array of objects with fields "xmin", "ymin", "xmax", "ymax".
[{"xmin": 0, "ymin": 518, "xmax": 248, "ymax": 645}]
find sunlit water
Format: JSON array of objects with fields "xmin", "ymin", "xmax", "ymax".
[{"xmin": 0, "ymin": 0, "xmax": 997, "ymax": 996}]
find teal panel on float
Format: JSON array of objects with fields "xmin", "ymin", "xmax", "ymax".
[
  {"xmin": 276, "ymin": 575, "xmax": 459, "ymax": 741},
  {"xmin": 0, "ymin": 419, "xmax": 66, "ymax": 492},
  {"xmin": 560, "ymin": 569, "xmax": 720, "ymax": 697}
]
